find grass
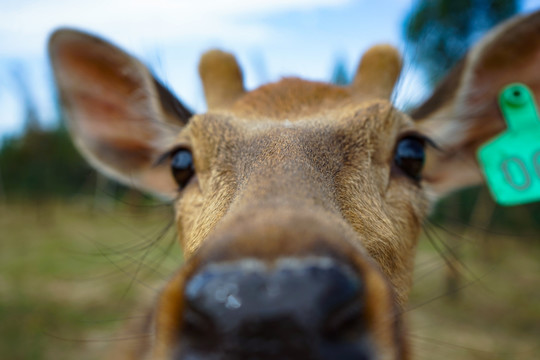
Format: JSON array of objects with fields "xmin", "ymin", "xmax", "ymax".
[
  {"xmin": 409, "ymin": 224, "xmax": 540, "ymax": 359},
  {"xmin": 0, "ymin": 199, "xmax": 180, "ymax": 360},
  {"xmin": 0, "ymin": 200, "xmax": 539, "ymax": 359}
]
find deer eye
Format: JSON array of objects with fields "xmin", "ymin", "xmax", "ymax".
[
  {"xmin": 394, "ymin": 136, "xmax": 426, "ymax": 181},
  {"xmin": 171, "ymin": 148, "xmax": 195, "ymax": 188}
]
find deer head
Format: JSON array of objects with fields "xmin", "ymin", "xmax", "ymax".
[{"xmin": 48, "ymin": 10, "xmax": 540, "ymax": 360}]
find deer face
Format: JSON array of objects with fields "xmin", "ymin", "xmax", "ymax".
[
  {"xmin": 48, "ymin": 10, "xmax": 540, "ymax": 360},
  {"xmin": 166, "ymin": 96, "xmax": 423, "ymax": 359}
]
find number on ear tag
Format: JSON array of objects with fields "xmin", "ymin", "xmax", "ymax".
[{"xmin": 477, "ymin": 83, "xmax": 540, "ymax": 206}]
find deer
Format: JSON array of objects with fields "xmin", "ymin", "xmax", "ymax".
[{"xmin": 48, "ymin": 10, "xmax": 540, "ymax": 360}]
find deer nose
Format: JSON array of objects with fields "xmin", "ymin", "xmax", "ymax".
[{"xmin": 180, "ymin": 258, "xmax": 371, "ymax": 359}]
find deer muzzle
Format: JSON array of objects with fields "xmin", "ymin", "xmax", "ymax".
[{"xmin": 159, "ymin": 208, "xmax": 401, "ymax": 360}]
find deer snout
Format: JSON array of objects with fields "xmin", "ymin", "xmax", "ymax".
[{"xmin": 176, "ymin": 258, "xmax": 373, "ymax": 360}]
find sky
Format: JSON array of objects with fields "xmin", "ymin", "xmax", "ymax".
[{"xmin": 1, "ymin": 0, "xmax": 540, "ymax": 139}]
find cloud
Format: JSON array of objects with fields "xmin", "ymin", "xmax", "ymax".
[{"xmin": 0, "ymin": 0, "xmax": 350, "ymax": 56}]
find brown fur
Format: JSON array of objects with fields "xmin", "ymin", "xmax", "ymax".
[
  {"xmin": 352, "ymin": 44, "xmax": 402, "ymax": 100},
  {"xmin": 48, "ymin": 10, "xmax": 540, "ymax": 360},
  {"xmin": 199, "ymin": 49, "xmax": 246, "ymax": 110}
]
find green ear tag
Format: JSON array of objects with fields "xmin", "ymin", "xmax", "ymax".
[{"xmin": 477, "ymin": 83, "xmax": 540, "ymax": 206}]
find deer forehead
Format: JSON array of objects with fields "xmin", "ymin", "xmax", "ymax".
[{"xmin": 182, "ymin": 86, "xmax": 415, "ymax": 174}]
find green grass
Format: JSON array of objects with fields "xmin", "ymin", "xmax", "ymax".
[
  {"xmin": 409, "ymin": 226, "xmax": 540, "ymax": 359},
  {"xmin": 1, "ymin": 200, "xmax": 538, "ymax": 359},
  {"xmin": 0, "ymin": 200, "xmax": 181, "ymax": 360}
]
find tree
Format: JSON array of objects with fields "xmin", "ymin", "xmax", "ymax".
[
  {"xmin": 330, "ymin": 57, "xmax": 350, "ymax": 86},
  {"xmin": 0, "ymin": 62, "xmax": 94, "ymax": 199},
  {"xmin": 404, "ymin": 0, "xmax": 520, "ymax": 85}
]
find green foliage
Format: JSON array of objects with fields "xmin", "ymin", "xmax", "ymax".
[
  {"xmin": 404, "ymin": 0, "xmax": 520, "ymax": 84},
  {"xmin": 0, "ymin": 126, "xmax": 94, "ymax": 198}
]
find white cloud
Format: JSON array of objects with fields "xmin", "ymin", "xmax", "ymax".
[
  {"xmin": 0, "ymin": 0, "xmax": 356, "ymax": 136},
  {"xmin": 0, "ymin": 0, "xmax": 350, "ymax": 56}
]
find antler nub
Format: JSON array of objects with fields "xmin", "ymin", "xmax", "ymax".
[
  {"xmin": 352, "ymin": 45, "xmax": 402, "ymax": 100},
  {"xmin": 199, "ymin": 49, "xmax": 245, "ymax": 110}
]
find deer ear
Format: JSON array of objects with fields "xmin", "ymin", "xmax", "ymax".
[
  {"xmin": 412, "ymin": 11, "xmax": 540, "ymax": 198},
  {"xmin": 49, "ymin": 29, "xmax": 193, "ymax": 199}
]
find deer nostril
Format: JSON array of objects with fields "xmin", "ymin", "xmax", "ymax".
[
  {"xmin": 323, "ymin": 301, "xmax": 364, "ymax": 339},
  {"xmin": 182, "ymin": 305, "xmax": 216, "ymax": 338}
]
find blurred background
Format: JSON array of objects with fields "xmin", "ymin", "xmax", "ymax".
[{"xmin": 1, "ymin": 0, "xmax": 539, "ymax": 359}]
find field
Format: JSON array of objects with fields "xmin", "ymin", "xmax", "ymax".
[{"xmin": 1, "ymin": 200, "xmax": 539, "ymax": 359}]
